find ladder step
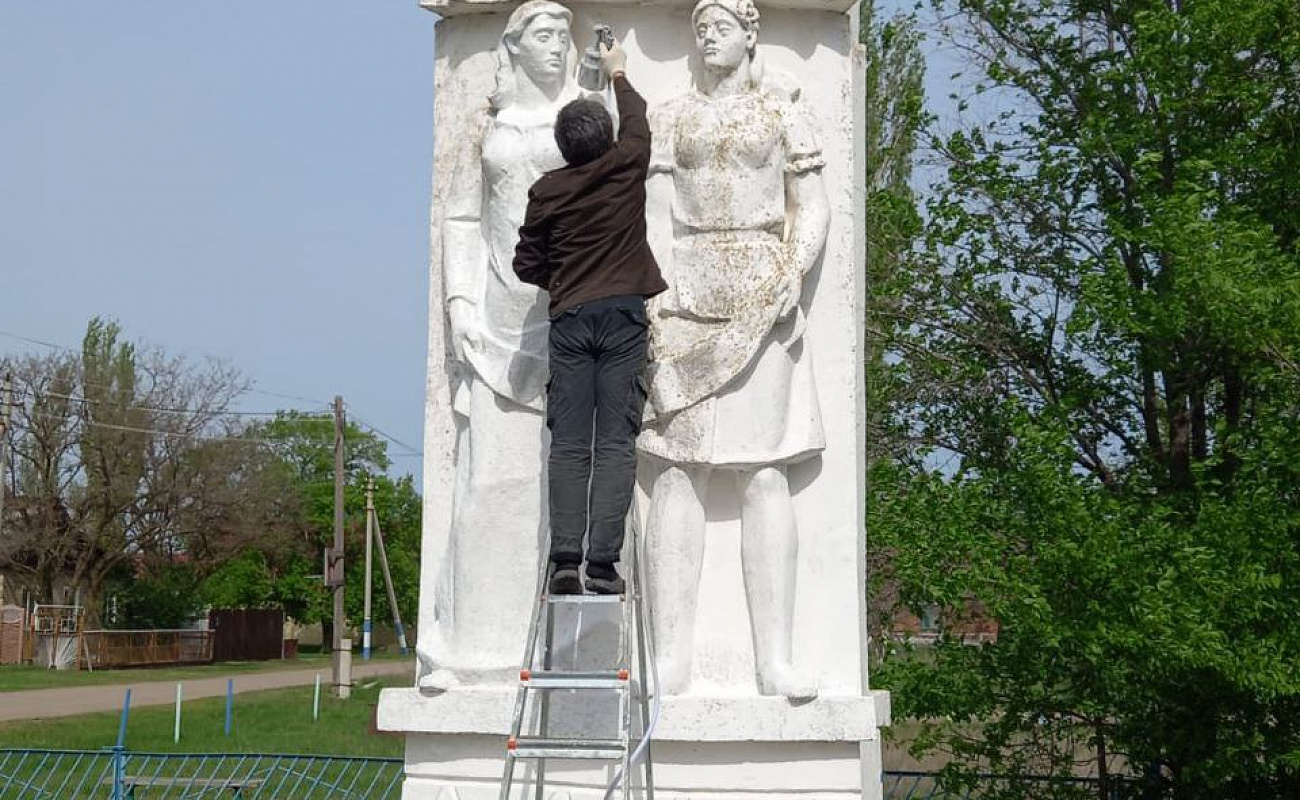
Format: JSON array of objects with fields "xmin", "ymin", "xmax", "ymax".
[
  {"xmin": 521, "ymin": 669, "xmax": 629, "ymax": 689},
  {"xmin": 508, "ymin": 737, "xmax": 626, "ymax": 760},
  {"xmin": 546, "ymin": 593, "xmax": 623, "ymax": 605}
]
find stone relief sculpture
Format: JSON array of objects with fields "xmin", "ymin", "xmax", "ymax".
[
  {"xmin": 641, "ymin": 0, "xmax": 831, "ymax": 701},
  {"xmin": 417, "ymin": 0, "xmax": 580, "ymax": 690}
]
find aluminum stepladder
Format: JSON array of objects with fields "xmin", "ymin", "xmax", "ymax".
[{"xmin": 499, "ymin": 529, "xmax": 656, "ymax": 800}]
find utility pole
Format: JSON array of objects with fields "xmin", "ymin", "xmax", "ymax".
[
  {"xmin": 0, "ymin": 373, "xmax": 12, "ymax": 539},
  {"xmin": 372, "ymin": 512, "xmax": 410, "ymax": 655},
  {"xmin": 362, "ymin": 478, "xmax": 375, "ymax": 661},
  {"xmin": 331, "ymin": 396, "xmax": 348, "ymax": 697}
]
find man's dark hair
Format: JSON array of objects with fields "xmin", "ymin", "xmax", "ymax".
[{"xmin": 554, "ymin": 99, "xmax": 614, "ymax": 166}]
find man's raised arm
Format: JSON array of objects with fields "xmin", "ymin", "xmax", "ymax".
[{"xmin": 601, "ymin": 42, "xmax": 650, "ymax": 157}]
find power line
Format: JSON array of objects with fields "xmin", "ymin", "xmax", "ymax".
[
  {"xmin": 12, "ymin": 386, "xmax": 291, "ymax": 418},
  {"xmin": 15, "ymin": 411, "xmax": 278, "ymax": 445},
  {"xmin": 247, "ymin": 387, "xmax": 334, "ymax": 407},
  {"xmin": 3, "ymin": 328, "xmax": 419, "ymax": 459},
  {"xmin": 15, "ymin": 390, "xmax": 423, "ymax": 456},
  {"xmin": 18, "ymin": 403, "xmax": 423, "ymax": 458},
  {"xmin": 347, "ymin": 410, "xmax": 423, "ymax": 456},
  {"xmin": 1, "ymin": 327, "xmax": 333, "ymax": 412},
  {"xmin": 0, "ymin": 330, "xmax": 77, "ymax": 353}
]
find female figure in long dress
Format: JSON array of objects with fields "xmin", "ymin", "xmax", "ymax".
[
  {"xmin": 419, "ymin": 0, "xmax": 578, "ymax": 690},
  {"xmin": 642, "ymin": 0, "xmax": 830, "ymax": 700}
]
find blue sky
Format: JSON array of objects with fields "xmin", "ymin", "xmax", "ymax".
[
  {"xmin": 1, "ymin": 1, "xmax": 953, "ymax": 482},
  {"xmin": 0, "ymin": 2, "xmax": 437, "ymax": 474}
]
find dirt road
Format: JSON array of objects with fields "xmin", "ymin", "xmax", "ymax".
[{"xmin": 0, "ymin": 660, "xmax": 413, "ymax": 723}]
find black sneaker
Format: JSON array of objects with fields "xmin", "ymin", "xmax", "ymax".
[
  {"xmin": 584, "ymin": 562, "xmax": 625, "ymax": 595},
  {"xmin": 549, "ymin": 563, "xmax": 583, "ymax": 595}
]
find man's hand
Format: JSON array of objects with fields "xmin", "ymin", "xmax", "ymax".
[
  {"xmin": 447, "ymin": 297, "xmax": 481, "ymax": 362},
  {"xmin": 600, "ymin": 41, "xmax": 627, "ymax": 78}
]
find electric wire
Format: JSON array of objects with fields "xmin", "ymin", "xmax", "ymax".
[
  {"xmin": 346, "ymin": 409, "xmax": 422, "ymax": 456},
  {"xmin": 14, "ymin": 411, "xmax": 279, "ymax": 445},
  {"xmin": 13, "ymin": 398, "xmax": 420, "ymax": 457},
  {"xmin": 0, "ymin": 330, "xmax": 77, "ymax": 353},
  {"xmin": 4, "ymin": 328, "xmax": 419, "ymax": 459},
  {"xmin": 0, "ymin": 326, "xmax": 333, "ymax": 412},
  {"xmin": 10, "ymin": 386, "xmax": 290, "ymax": 418}
]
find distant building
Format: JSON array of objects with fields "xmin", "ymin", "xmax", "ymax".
[{"xmin": 890, "ymin": 600, "xmax": 1000, "ymax": 645}]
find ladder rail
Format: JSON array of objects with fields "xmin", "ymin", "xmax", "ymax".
[
  {"xmin": 533, "ymin": 607, "xmax": 555, "ymax": 800},
  {"xmin": 500, "ymin": 526, "xmax": 654, "ymax": 800},
  {"xmin": 500, "ymin": 538, "xmax": 555, "ymax": 800},
  {"xmin": 631, "ymin": 531, "xmax": 656, "ymax": 800},
  {"xmin": 619, "ymin": 585, "xmax": 634, "ymax": 800}
]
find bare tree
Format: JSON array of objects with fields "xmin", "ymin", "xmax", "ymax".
[{"xmin": 0, "ymin": 319, "xmax": 297, "ymax": 622}]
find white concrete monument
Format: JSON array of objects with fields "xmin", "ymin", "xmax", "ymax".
[{"xmin": 379, "ymin": 0, "xmax": 891, "ymax": 797}]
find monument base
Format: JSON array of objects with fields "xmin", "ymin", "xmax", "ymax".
[{"xmin": 378, "ymin": 687, "xmax": 891, "ymax": 800}]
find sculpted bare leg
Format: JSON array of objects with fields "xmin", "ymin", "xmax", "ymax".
[
  {"xmin": 740, "ymin": 465, "xmax": 817, "ymax": 702},
  {"xmin": 646, "ymin": 463, "xmax": 708, "ymax": 694}
]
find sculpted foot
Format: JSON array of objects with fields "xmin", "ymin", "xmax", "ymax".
[
  {"xmin": 757, "ymin": 663, "xmax": 817, "ymax": 704},
  {"xmin": 419, "ymin": 668, "xmax": 461, "ymax": 693}
]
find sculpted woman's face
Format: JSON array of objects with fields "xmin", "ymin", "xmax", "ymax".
[
  {"xmin": 508, "ymin": 13, "xmax": 572, "ymax": 84},
  {"xmin": 694, "ymin": 6, "xmax": 754, "ymax": 73}
]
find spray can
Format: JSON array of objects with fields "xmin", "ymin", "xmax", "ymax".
[{"xmin": 577, "ymin": 25, "xmax": 616, "ymax": 92}]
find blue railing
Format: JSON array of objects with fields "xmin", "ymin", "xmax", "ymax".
[
  {"xmin": 0, "ymin": 749, "xmax": 404, "ymax": 800},
  {"xmin": 0, "ymin": 749, "xmax": 1137, "ymax": 800}
]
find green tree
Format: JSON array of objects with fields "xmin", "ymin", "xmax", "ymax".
[
  {"xmin": 76, "ymin": 319, "xmax": 149, "ymax": 615},
  {"xmin": 342, "ymin": 475, "xmax": 421, "ymax": 632},
  {"xmin": 858, "ymin": 0, "xmax": 930, "ymax": 650},
  {"xmin": 872, "ymin": 0, "xmax": 1300, "ymax": 797},
  {"xmin": 862, "ymin": 0, "xmax": 927, "ymax": 467},
  {"xmin": 0, "ymin": 318, "xmax": 281, "ymax": 621},
  {"xmin": 248, "ymin": 412, "xmax": 421, "ymax": 636},
  {"xmin": 106, "ymin": 562, "xmax": 204, "ymax": 630},
  {"xmin": 200, "ymin": 550, "xmax": 276, "ymax": 610}
]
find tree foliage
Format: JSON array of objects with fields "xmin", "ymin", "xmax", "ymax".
[
  {"xmin": 0, "ymin": 318, "xmax": 294, "ymax": 622},
  {"xmin": 220, "ymin": 411, "xmax": 422, "ymax": 632},
  {"xmin": 870, "ymin": 0, "xmax": 1300, "ymax": 797},
  {"xmin": 107, "ymin": 562, "xmax": 203, "ymax": 630},
  {"xmin": 0, "ymin": 321, "xmax": 422, "ymax": 642},
  {"xmin": 862, "ymin": 0, "xmax": 928, "ymax": 466}
]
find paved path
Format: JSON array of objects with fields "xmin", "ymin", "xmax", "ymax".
[{"xmin": 0, "ymin": 661, "xmax": 414, "ymax": 723}]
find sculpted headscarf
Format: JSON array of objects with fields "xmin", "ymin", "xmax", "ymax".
[
  {"xmin": 692, "ymin": 0, "xmax": 761, "ymax": 35},
  {"xmin": 490, "ymin": 0, "xmax": 577, "ymax": 111},
  {"xmin": 689, "ymin": 0, "xmax": 800, "ymax": 100}
]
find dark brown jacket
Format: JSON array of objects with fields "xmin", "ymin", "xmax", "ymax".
[{"xmin": 512, "ymin": 75, "xmax": 667, "ymax": 315}]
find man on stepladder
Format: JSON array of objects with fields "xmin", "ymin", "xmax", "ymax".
[{"xmin": 513, "ymin": 37, "xmax": 666, "ymax": 595}]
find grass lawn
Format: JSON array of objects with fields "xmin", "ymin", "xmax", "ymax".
[
  {"xmin": 0, "ymin": 649, "xmax": 406, "ymax": 693},
  {"xmin": 0, "ymin": 675, "xmax": 405, "ymax": 757}
]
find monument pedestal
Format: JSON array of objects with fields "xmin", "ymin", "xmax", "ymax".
[{"xmin": 378, "ymin": 687, "xmax": 891, "ymax": 800}]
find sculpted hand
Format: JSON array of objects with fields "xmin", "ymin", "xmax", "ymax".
[
  {"xmin": 600, "ymin": 41, "xmax": 627, "ymax": 78},
  {"xmin": 776, "ymin": 250, "xmax": 803, "ymax": 318},
  {"xmin": 777, "ymin": 279, "xmax": 802, "ymax": 318},
  {"xmin": 447, "ymin": 298, "xmax": 481, "ymax": 362}
]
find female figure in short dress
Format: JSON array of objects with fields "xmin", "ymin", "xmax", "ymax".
[
  {"xmin": 419, "ymin": 0, "xmax": 579, "ymax": 690},
  {"xmin": 642, "ymin": 0, "xmax": 830, "ymax": 701}
]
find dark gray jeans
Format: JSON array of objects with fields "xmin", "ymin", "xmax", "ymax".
[{"xmin": 547, "ymin": 294, "xmax": 649, "ymax": 566}]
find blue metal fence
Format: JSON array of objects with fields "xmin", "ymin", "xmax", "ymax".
[
  {"xmin": 0, "ymin": 749, "xmax": 404, "ymax": 800},
  {"xmin": 1, "ymin": 749, "xmax": 1136, "ymax": 800}
]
